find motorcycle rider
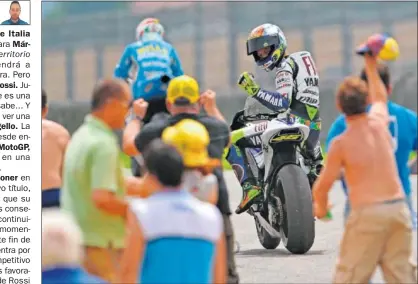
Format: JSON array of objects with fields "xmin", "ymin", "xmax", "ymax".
[
  {"xmin": 114, "ymin": 17, "xmax": 184, "ymax": 124},
  {"xmin": 226, "ymin": 23, "xmax": 323, "ymax": 214},
  {"xmin": 115, "ymin": 18, "xmax": 184, "ymax": 177}
]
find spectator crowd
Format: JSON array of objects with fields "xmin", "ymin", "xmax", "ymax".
[{"xmin": 41, "ymin": 34, "xmax": 417, "ymax": 284}]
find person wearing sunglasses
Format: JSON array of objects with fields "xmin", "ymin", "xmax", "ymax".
[{"xmin": 60, "ymin": 78, "xmax": 145, "ymax": 282}]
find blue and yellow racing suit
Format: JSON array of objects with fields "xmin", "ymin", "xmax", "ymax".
[{"xmin": 114, "ymin": 33, "xmax": 184, "ymax": 123}]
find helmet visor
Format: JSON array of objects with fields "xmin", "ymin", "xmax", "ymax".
[{"xmin": 246, "ymin": 35, "xmax": 279, "ymax": 55}]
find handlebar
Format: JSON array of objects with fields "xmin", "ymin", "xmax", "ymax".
[
  {"xmin": 230, "ymin": 110, "xmax": 278, "ymax": 131},
  {"xmin": 244, "ymin": 113, "xmax": 278, "ymax": 121}
]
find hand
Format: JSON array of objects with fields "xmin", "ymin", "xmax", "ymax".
[
  {"xmin": 132, "ymin": 98, "xmax": 148, "ymax": 120},
  {"xmin": 200, "ymin": 89, "xmax": 217, "ymax": 112},
  {"xmin": 356, "ymin": 33, "xmax": 400, "ymax": 61},
  {"xmin": 237, "ymin": 72, "xmax": 260, "ymax": 96},
  {"xmin": 314, "ymin": 202, "xmax": 333, "ymax": 221}
]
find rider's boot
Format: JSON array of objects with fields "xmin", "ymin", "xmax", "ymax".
[
  {"xmin": 235, "ymin": 179, "xmax": 262, "ymax": 214},
  {"xmin": 225, "ymin": 145, "xmax": 263, "ymax": 214},
  {"xmin": 305, "ymin": 145, "xmax": 324, "ymax": 188}
]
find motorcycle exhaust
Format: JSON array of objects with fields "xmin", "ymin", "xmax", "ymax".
[{"xmin": 253, "ymin": 212, "xmax": 281, "ymax": 238}]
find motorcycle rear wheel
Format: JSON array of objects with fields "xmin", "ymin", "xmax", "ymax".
[{"xmin": 275, "ymin": 163, "xmax": 315, "ymax": 254}]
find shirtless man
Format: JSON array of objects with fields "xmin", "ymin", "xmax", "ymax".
[
  {"xmin": 42, "ymin": 89, "xmax": 70, "ymax": 208},
  {"xmin": 313, "ymin": 35, "xmax": 415, "ymax": 283}
]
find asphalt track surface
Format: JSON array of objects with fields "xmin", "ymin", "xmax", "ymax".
[{"xmin": 225, "ymin": 172, "xmax": 418, "ymax": 283}]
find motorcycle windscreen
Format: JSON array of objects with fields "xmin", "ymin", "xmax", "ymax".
[{"xmin": 243, "ymin": 96, "xmax": 276, "ymax": 118}]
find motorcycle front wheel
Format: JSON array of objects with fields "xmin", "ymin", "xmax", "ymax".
[{"xmin": 254, "ymin": 213, "xmax": 281, "ymax": 249}]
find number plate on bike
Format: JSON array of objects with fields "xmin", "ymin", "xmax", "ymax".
[{"xmin": 269, "ymin": 133, "xmax": 302, "ymax": 143}]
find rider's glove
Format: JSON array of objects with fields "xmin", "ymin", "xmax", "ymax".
[{"xmin": 237, "ymin": 72, "xmax": 260, "ymax": 96}]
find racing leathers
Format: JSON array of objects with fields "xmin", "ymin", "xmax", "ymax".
[
  {"xmin": 227, "ymin": 51, "xmax": 323, "ymax": 214},
  {"xmin": 114, "ymin": 33, "xmax": 184, "ymax": 177},
  {"xmin": 114, "ymin": 33, "xmax": 184, "ymax": 123}
]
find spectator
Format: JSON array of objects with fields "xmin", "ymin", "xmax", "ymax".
[
  {"xmin": 42, "ymin": 89, "xmax": 70, "ymax": 208},
  {"xmin": 125, "ymin": 119, "xmax": 221, "ymax": 205},
  {"xmin": 162, "ymin": 118, "xmax": 221, "ymax": 204},
  {"xmin": 1, "ymin": 1, "xmax": 28, "ymax": 25},
  {"xmin": 42, "ymin": 209, "xmax": 106, "ymax": 284},
  {"xmin": 117, "ymin": 139, "xmax": 226, "ymax": 284},
  {"xmin": 60, "ymin": 79, "xmax": 143, "ymax": 282},
  {"xmin": 312, "ymin": 48, "xmax": 416, "ymax": 283},
  {"xmin": 326, "ymin": 63, "xmax": 417, "ymax": 229},
  {"xmin": 124, "ymin": 119, "xmax": 220, "ymax": 205},
  {"xmin": 122, "ymin": 75, "xmax": 239, "ymax": 283}
]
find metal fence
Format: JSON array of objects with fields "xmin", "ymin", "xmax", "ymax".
[{"xmin": 42, "ymin": 1, "xmax": 417, "ymax": 140}]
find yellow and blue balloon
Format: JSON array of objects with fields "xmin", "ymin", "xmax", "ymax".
[{"xmin": 356, "ymin": 33, "xmax": 400, "ymax": 61}]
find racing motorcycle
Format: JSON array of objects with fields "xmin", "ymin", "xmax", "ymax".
[{"xmin": 230, "ymin": 106, "xmax": 315, "ymax": 255}]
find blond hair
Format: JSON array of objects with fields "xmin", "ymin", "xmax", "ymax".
[{"xmin": 42, "ymin": 209, "xmax": 83, "ymax": 269}]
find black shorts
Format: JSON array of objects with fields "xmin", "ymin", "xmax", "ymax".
[
  {"xmin": 132, "ymin": 97, "xmax": 169, "ymax": 177},
  {"xmin": 42, "ymin": 188, "xmax": 60, "ymax": 208},
  {"xmin": 142, "ymin": 97, "xmax": 169, "ymax": 124}
]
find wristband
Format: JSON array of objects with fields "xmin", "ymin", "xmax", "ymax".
[{"xmin": 125, "ymin": 109, "xmax": 143, "ymax": 125}]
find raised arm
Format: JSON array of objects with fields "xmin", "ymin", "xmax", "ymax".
[
  {"xmin": 237, "ymin": 58, "xmax": 295, "ymax": 113},
  {"xmin": 249, "ymin": 68, "xmax": 293, "ymax": 113},
  {"xmin": 200, "ymin": 90, "xmax": 227, "ymax": 123},
  {"xmin": 122, "ymin": 99, "xmax": 149, "ymax": 157},
  {"xmin": 358, "ymin": 34, "xmax": 399, "ymax": 122},
  {"xmin": 364, "ymin": 55, "xmax": 389, "ymax": 121}
]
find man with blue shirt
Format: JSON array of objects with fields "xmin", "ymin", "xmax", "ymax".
[
  {"xmin": 118, "ymin": 139, "xmax": 226, "ymax": 284},
  {"xmin": 326, "ymin": 63, "xmax": 417, "ymax": 229},
  {"xmin": 1, "ymin": 1, "xmax": 28, "ymax": 25},
  {"xmin": 114, "ymin": 17, "xmax": 184, "ymax": 124}
]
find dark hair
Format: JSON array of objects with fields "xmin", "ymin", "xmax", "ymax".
[
  {"xmin": 91, "ymin": 79, "xmax": 125, "ymax": 111},
  {"xmin": 336, "ymin": 76, "xmax": 368, "ymax": 116},
  {"xmin": 42, "ymin": 89, "xmax": 47, "ymax": 109},
  {"xmin": 360, "ymin": 63, "xmax": 391, "ymax": 90},
  {"xmin": 143, "ymin": 139, "xmax": 184, "ymax": 187},
  {"xmin": 10, "ymin": 1, "xmax": 20, "ymax": 9}
]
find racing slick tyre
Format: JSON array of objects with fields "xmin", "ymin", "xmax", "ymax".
[{"xmin": 275, "ymin": 164, "xmax": 315, "ymax": 254}]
